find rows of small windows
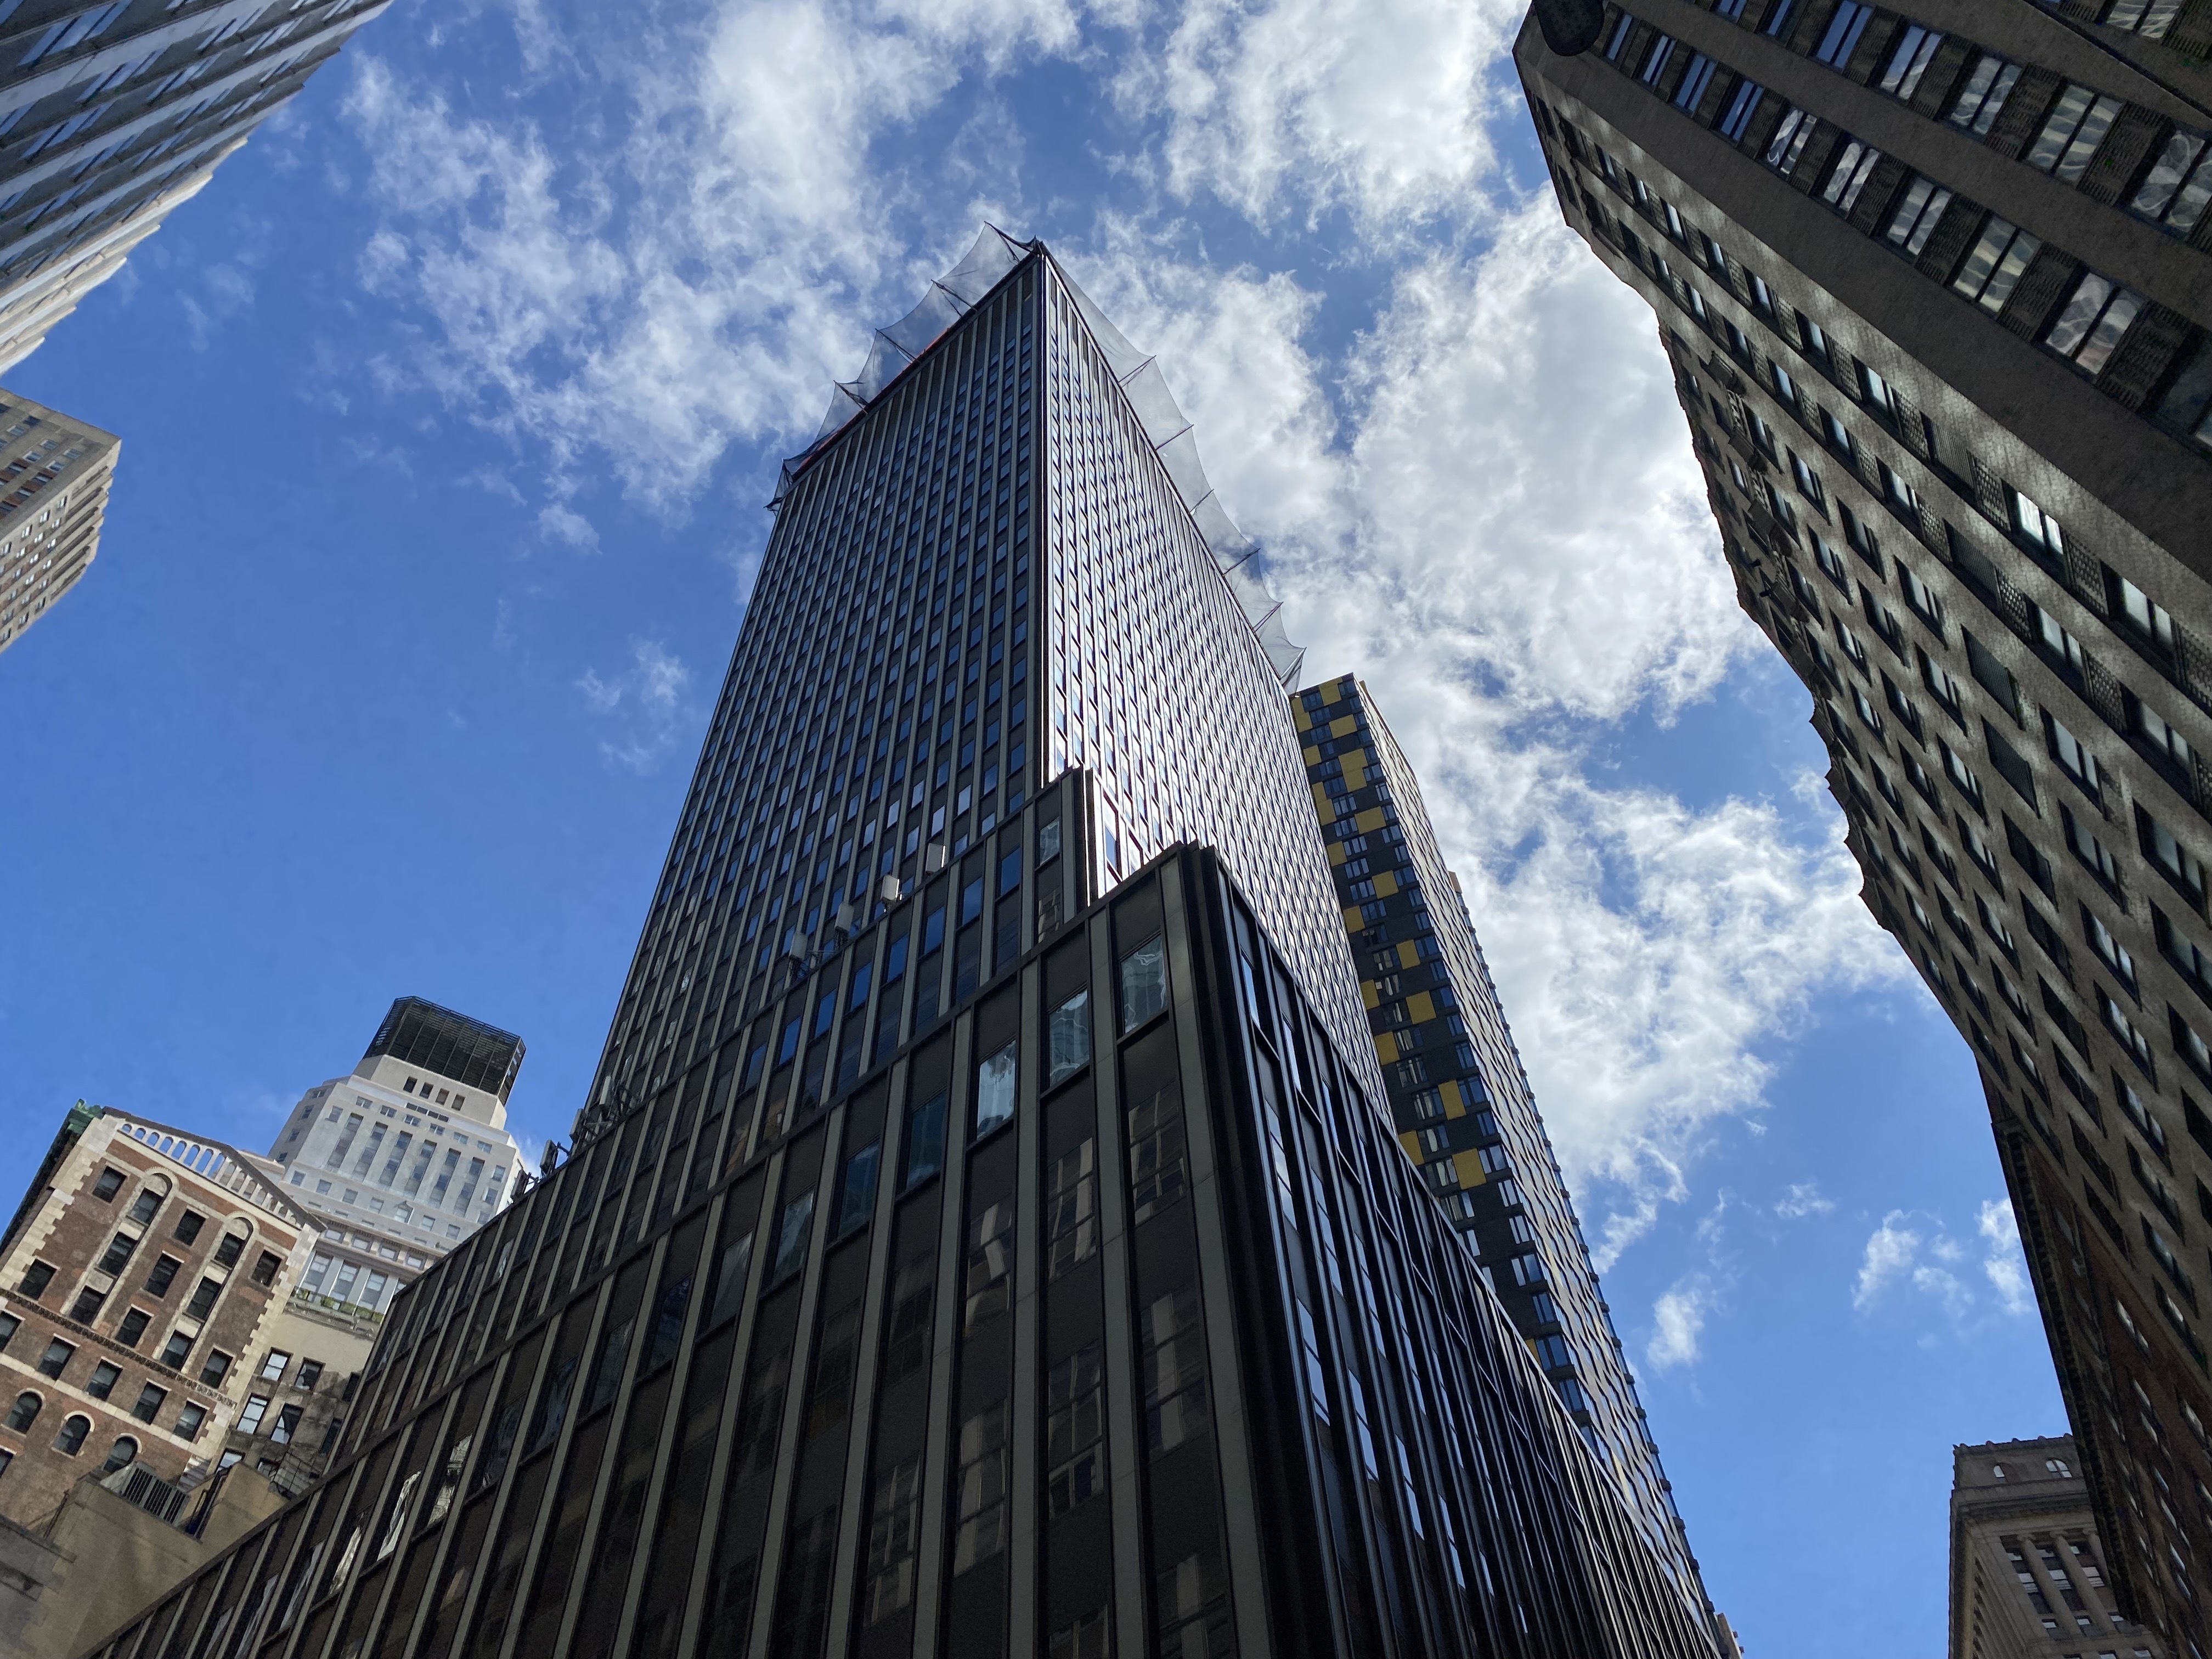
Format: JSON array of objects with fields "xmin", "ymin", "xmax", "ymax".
[
  {"xmin": 1604, "ymin": 0, "xmax": 2212, "ymax": 244},
  {"xmin": 601, "ymin": 287, "xmax": 1040, "ymax": 1104},
  {"xmin": 1556, "ymin": 13, "xmax": 2212, "ymax": 450},
  {"xmin": 1559, "ymin": 107, "xmax": 2212, "ymax": 799},
  {"xmin": 1, "ymin": 1163, "xmax": 278, "ymax": 1450}
]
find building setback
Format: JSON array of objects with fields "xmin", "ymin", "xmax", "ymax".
[
  {"xmin": 1950, "ymin": 1435, "xmax": 2163, "ymax": 1658},
  {"xmin": 0, "ymin": 0, "xmax": 391, "ymax": 370},
  {"xmin": 1295, "ymin": 673, "xmax": 1700, "ymax": 1610},
  {"xmin": 0, "ymin": 386, "xmax": 114, "ymax": 656},
  {"xmin": 1519, "ymin": 0, "xmax": 2212, "ymax": 1649},
  {"xmin": 0, "ymin": 1104, "xmax": 317, "ymax": 1530},
  {"xmin": 70, "ymin": 234, "xmax": 1725, "ymax": 1659}
]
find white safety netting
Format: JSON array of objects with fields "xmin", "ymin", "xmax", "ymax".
[{"xmin": 778, "ymin": 226, "xmax": 1306, "ymax": 687}]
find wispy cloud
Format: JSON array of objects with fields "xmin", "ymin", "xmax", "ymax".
[
  {"xmin": 1854, "ymin": 1204, "xmax": 2034, "ymax": 1324},
  {"xmin": 1648, "ymin": 1277, "xmax": 1715, "ymax": 1371},
  {"xmin": 1775, "ymin": 1182, "xmax": 1836, "ymax": 1219},
  {"xmin": 577, "ymin": 637, "xmax": 695, "ymax": 771}
]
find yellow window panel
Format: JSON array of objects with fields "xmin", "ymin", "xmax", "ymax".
[
  {"xmin": 1361, "ymin": 980, "xmax": 1380, "ymax": 1009},
  {"xmin": 1312, "ymin": 782, "xmax": 1333, "ymax": 810},
  {"xmin": 1407, "ymin": 991, "xmax": 1435, "ymax": 1022},
  {"xmin": 1342, "ymin": 906, "xmax": 1364, "ymax": 933},
  {"xmin": 1294, "ymin": 703, "xmax": 1312, "ymax": 731},
  {"xmin": 1452, "ymin": 1149, "xmax": 1487, "ymax": 1188},
  {"xmin": 1396, "ymin": 940, "xmax": 1420, "ymax": 968},
  {"xmin": 1441, "ymin": 1080, "xmax": 1467, "ymax": 1118},
  {"xmin": 1302, "ymin": 745, "xmax": 1321, "ymax": 766},
  {"xmin": 1322, "ymin": 681, "xmax": 1342, "ymax": 703},
  {"xmin": 1357, "ymin": 807, "xmax": 1386, "ymax": 833},
  {"xmin": 1373, "ymin": 870, "xmax": 1397, "ymax": 897},
  {"xmin": 1342, "ymin": 760, "xmax": 1366, "ymax": 791},
  {"xmin": 1374, "ymin": 1030, "xmax": 1400, "ymax": 1064},
  {"xmin": 1329, "ymin": 841, "xmax": 1348, "ymax": 866},
  {"xmin": 1397, "ymin": 1131, "xmax": 1422, "ymax": 1163},
  {"xmin": 1329, "ymin": 714, "xmax": 1355, "ymax": 737}
]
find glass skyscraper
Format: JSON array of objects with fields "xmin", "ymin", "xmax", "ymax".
[{"xmin": 80, "ymin": 233, "xmax": 1726, "ymax": 1659}]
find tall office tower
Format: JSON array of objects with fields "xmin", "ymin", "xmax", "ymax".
[
  {"xmin": 82, "ymin": 237, "xmax": 1726, "ymax": 1659},
  {"xmin": 1950, "ymin": 1436, "xmax": 2164, "ymax": 1659},
  {"xmin": 256, "ymin": 998, "xmax": 526, "ymax": 1327},
  {"xmin": 0, "ymin": 1102, "xmax": 317, "ymax": 1531},
  {"xmin": 1518, "ymin": 0, "xmax": 2212, "ymax": 1647},
  {"xmin": 0, "ymin": 0, "xmax": 390, "ymax": 369},
  {"xmin": 1295, "ymin": 673, "xmax": 1700, "ymax": 1610},
  {"xmin": 0, "ymin": 386, "xmax": 114, "ymax": 655}
]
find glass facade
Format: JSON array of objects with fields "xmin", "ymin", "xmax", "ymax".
[
  {"xmin": 1295, "ymin": 674, "xmax": 1699, "ymax": 1611},
  {"xmin": 81, "ymin": 234, "xmax": 1727, "ymax": 1659},
  {"xmin": 363, "ymin": 1000, "xmax": 526, "ymax": 1105}
]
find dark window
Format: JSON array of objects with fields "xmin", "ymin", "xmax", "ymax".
[
  {"xmin": 251, "ymin": 1251, "xmax": 282, "ymax": 1288},
  {"xmin": 172, "ymin": 1211, "xmax": 204, "ymax": 1245},
  {"xmin": 116, "ymin": 1309, "xmax": 149, "ymax": 1347},
  {"xmin": 18, "ymin": 1261, "xmax": 54, "ymax": 1300},
  {"xmin": 125, "ymin": 1188, "xmax": 162, "ymax": 1227},
  {"xmin": 145, "ymin": 1256, "xmax": 179, "ymax": 1297},
  {"xmin": 36, "ymin": 1339, "xmax": 72, "ymax": 1379},
  {"xmin": 91, "ymin": 1168, "xmax": 124, "ymax": 1203},
  {"xmin": 902, "ymin": 1091, "xmax": 947, "ymax": 1190},
  {"xmin": 212, "ymin": 1230, "xmax": 247, "ymax": 1268},
  {"xmin": 131, "ymin": 1385, "xmax": 166, "ymax": 1424}
]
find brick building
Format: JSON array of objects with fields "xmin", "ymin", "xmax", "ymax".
[{"xmin": 0, "ymin": 1104, "xmax": 316, "ymax": 1527}]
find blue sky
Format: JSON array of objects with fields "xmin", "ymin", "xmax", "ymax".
[{"xmin": 0, "ymin": 0, "xmax": 2063, "ymax": 1648}]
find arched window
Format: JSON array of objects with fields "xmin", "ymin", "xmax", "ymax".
[
  {"xmin": 101, "ymin": 1436, "xmax": 137, "ymax": 1474},
  {"xmin": 126, "ymin": 1175, "xmax": 172, "ymax": 1227},
  {"xmin": 213, "ymin": 1226, "xmax": 252, "ymax": 1269},
  {"xmin": 2048, "ymin": 1457, "xmax": 2073, "ymax": 1477},
  {"xmin": 54, "ymin": 1414, "xmax": 89, "ymax": 1455},
  {"xmin": 1991, "ymin": 1463, "xmax": 2008, "ymax": 1479},
  {"xmin": 3, "ymin": 1392, "xmax": 39, "ymax": 1432}
]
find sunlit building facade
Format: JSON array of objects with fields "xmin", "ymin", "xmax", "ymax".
[
  {"xmin": 1520, "ymin": 0, "xmax": 2212, "ymax": 1649},
  {"xmin": 77, "ymin": 235, "xmax": 1725, "ymax": 1659},
  {"xmin": 0, "ymin": 385, "xmax": 114, "ymax": 656}
]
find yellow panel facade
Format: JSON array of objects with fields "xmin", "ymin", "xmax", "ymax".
[
  {"xmin": 1374, "ymin": 1030, "xmax": 1400, "ymax": 1064},
  {"xmin": 1398, "ymin": 1131, "xmax": 1422, "ymax": 1163},
  {"xmin": 1408, "ymin": 991, "xmax": 1435, "ymax": 1022},
  {"xmin": 1361, "ymin": 981, "xmax": 1380, "ymax": 1010},
  {"xmin": 1356, "ymin": 807, "xmax": 1386, "ymax": 833},
  {"xmin": 1396, "ymin": 940, "xmax": 1420, "ymax": 969},
  {"xmin": 1374, "ymin": 870, "xmax": 1397, "ymax": 897},
  {"xmin": 1329, "ymin": 841, "xmax": 1348, "ymax": 866},
  {"xmin": 1452, "ymin": 1149, "xmax": 1488, "ymax": 1188},
  {"xmin": 1442, "ymin": 1079, "xmax": 1468, "ymax": 1118}
]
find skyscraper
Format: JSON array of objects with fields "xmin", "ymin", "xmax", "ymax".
[
  {"xmin": 0, "ymin": 385, "xmax": 114, "ymax": 655},
  {"xmin": 1949, "ymin": 1435, "xmax": 2163, "ymax": 1659},
  {"xmin": 256, "ymin": 998, "xmax": 527, "ymax": 1327},
  {"xmin": 1295, "ymin": 673, "xmax": 1699, "ymax": 1609},
  {"xmin": 77, "ymin": 232, "xmax": 1726, "ymax": 1659},
  {"xmin": 1517, "ymin": 1, "xmax": 2212, "ymax": 1649},
  {"xmin": 0, "ymin": 0, "xmax": 391, "ymax": 369}
]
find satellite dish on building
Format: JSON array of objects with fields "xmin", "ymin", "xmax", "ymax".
[{"xmin": 1531, "ymin": 0, "xmax": 1604, "ymax": 54}]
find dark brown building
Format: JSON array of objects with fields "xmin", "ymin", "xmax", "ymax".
[
  {"xmin": 1518, "ymin": 0, "xmax": 2212, "ymax": 1649},
  {"xmin": 0, "ymin": 1104, "xmax": 318, "ymax": 1527}
]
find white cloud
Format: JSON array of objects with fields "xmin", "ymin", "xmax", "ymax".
[
  {"xmin": 1853, "ymin": 1204, "xmax": 2035, "ymax": 1323},
  {"xmin": 1980, "ymin": 1199, "xmax": 2035, "ymax": 1317},
  {"xmin": 576, "ymin": 637, "xmax": 695, "ymax": 770},
  {"xmin": 1854, "ymin": 1210, "xmax": 1922, "ymax": 1311},
  {"xmin": 1118, "ymin": 0, "xmax": 1514, "ymax": 233},
  {"xmin": 538, "ymin": 502, "xmax": 600, "ymax": 550},
  {"xmin": 1647, "ymin": 1277, "xmax": 1713, "ymax": 1372},
  {"xmin": 1775, "ymin": 1182, "xmax": 1836, "ymax": 1219}
]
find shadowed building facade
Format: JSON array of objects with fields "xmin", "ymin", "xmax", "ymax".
[
  {"xmin": 71, "ymin": 235, "xmax": 1725, "ymax": 1659},
  {"xmin": 1295, "ymin": 673, "xmax": 1700, "ymax": 1613},
  {"xmin": 1519, "ymin": 0, "xmax": 2212, "ymax": 1649}
]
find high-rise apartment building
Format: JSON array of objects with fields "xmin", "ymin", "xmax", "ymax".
[
  {"xmin": 1517, "ymin": 1, "xmax": 2212, "ymax": 1649},
  {"xmin": 1295, "ymin": 673, "xmax": 1698, "ymax": 1607},
  {"xmin": 77, "ymin": 234, "xmax": 1725, "ymax": 1659},
  {"xmin": 0, "ymin": 0, "xmax": 390, "ymax": 370},
  {"xmin": 0, "ymin": 385, "xmax": 114, "ymax": 655},
  {"xmin": 0, "ymin": 1103, "xmax": 317, "ymax": 1529},
  {"xmin": 1950, "ymin": 1435, "xmax": 2164, "ymax": 1659},
  {"xmin": 256, "ymin": 998, "xmax": 526, "ymax": 1327}
]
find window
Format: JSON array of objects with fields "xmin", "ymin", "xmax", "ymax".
[
  {"xmin": 834, "ymin": 1141, "xmax": 880, "ymax": 1237},
  {"xmin": 1048, "ymin": 989, "xmax": 1090, "ymax": 1086},
  {"xmin": 1821, "ymin": 139, "xmax": 1883, "ymax": 213},
  {"xmin": 1948, "ymin": 52, "xmax": 2021, "ymax": 135},
  {"xmin": 212, "ymin": 1230, "xmax": 248, "ymax": 1269},
  {"xmin": 1044, "ymin": 1345, "xmax": 1105, "ymax": 1514},
  {"xmin": 2111, "ymin": 569, "xmax": 2178, "ymax": 658},
  {"xmin": 295, "ymin": 1358, "xmax": 324, "ymax": 1392},
  {"xmin": 1765, "ymin": 106, "xmax": 1818, "ymax": 176},
  {"xmin": 1638, "ymin": 33, "xmax": 1676, "ymax": 85},
  {"xmin": 91, "ymin": 1168, "xmax": 123, "ymax": 1203},
  {"xmin": 1953, "ymin": 217, "xmax": 2041, "ymax": 314},
  {"xmin": 2103, "ymin": 989, "xmax": 2154, "ymax": 1073},
  {"xmin": 174, "ymin": 1404, "xmax": 205, "ymax": 1441},
  {"xmin": 199, "ymin": 1351, "xmax": 233, "ymax": 1387},
  {"xmin": 18, "ymin": 1261, "xmax": 53, "ymax": 1299},
  {"xmin": 3, "ymin": 1393, "xmax": 38, "ymax": 1432},
  {"xmin": 1674, "ymin": 52, "xmax": 1717, "ymax": 110},
  {"xmin": 2141, "ymin": 807, "xmax": 2207, "ymax": 905},
  {"xmin": 1885, "ymin": 174, "xmax": 1953, "ymax": 255},
  {"xmin": 2025, "ymin": 83, "xmax": 2123, "ymax": 183},
  {"xmin": 116, "ymin": 1309, "xmax": 149, "ymax": 1348},
  {"xmin": 126, "ymin": 1188, "xmax": 163, "ymax": 1227},
  {"xmin": 1718, "ymin": 79, "xmax": 1765, "ymax": 142},
  {"xmin": 258, "ymin": 1350, "xmax": 292, "ymax": 1384},
  {"xmin": 86, "ymin": 1362, "xmax": 120, "ymax": 1401},
  {"xmin": 1878, "ymin": 24, "xmax": 1944, "ymax": 98},
  {"xmin": 172, "ymin": 1211, "xmax": 204, "ymax": 1245},
  {"xmin": 131, "ymin": 1384, "xmax": 166, "ymax": 1425},
  {"xmin": 36, "ymin": 1339, "xmax": 72, "ymax": 1379},
  {"xmin": 1120, "ymin": 935, "xmax": 1167, "ymax": 1032},
  {"xmin": 951, "ymin": 1404, "xmax": 1008, "ymax": 1571},
  {"xmin": 53, "ymin": 1414, "xmax": 88, "ymax": 1457},
  {"xmin": 2085, "ymin": 908, "xmax": 2137, "ymax": 990},
  {"xmin": 101, "ymin": 1437, "xmax": 137, "ymax": 1474},
  {"xmin": 251, "ymin": 1251, "xmax": 282, "ymax": 1288},
  {"xmin": 902, "ymin": 1090, "xmax": 947, "ymax": 1190},
  {"xmin": 1943, "ymin": 742, "xmax": 1986, "ymax": 810},
  {"xmin": 2045, "ymin": 273, "xmax": 2143, "ymax": 376},
  {"xmin": 236, "ymin": 1395, "xmax": 270, "ymax": 1437},
  {"xmin": 1815, "ymin": 0, "xmax": 1872, "ymax": 63},
  {"xmin": 769, "ymin": 1193, "xmax": 815, "ymax": 1285},
  {"xmin": 975, "ymin": 1041, "xmax": 1017, "ymax": 1138},
  {"xmin": 2045, "ymin": 714, "xmax": 2101, "ymax": 798},
  {"xmin": 2131, "ymin": 131, "xmax": 2212, "ymax": 233}
]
